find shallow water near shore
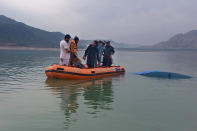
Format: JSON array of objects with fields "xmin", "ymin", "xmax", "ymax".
[{"xmin": 0, "ymin": 49, "xmax": 197, "ymax": 131}]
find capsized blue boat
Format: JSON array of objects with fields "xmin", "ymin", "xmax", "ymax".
[{"xmin": 135, "ymin": 71, "xmax": 193, "ymax": 79}]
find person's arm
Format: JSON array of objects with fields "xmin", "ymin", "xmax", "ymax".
[
  {"xmin": 64, "ymin": 43, "xmax": 70, "ymax": 53},
  {"xmin": 65, "ymin": 48, "xmax": 70, "ymax": 53},
  {"xmin": 83, "ymin": 45, "xmax": 90, "ymax": 60},
  {"xmin": 110, "ymin": 47, "xmax": 115, "ymax": 59},
  {"xmin": 103, "ymin": 48, "xmax": 106, "ymax": 56},
  {"xmin": 85, "ymin": 45, "xmax": 90, "ymax": 56},
  {"xmin": 101, "ymin": 47, "xmax": 105, "ymax": 56},
  {"xmin": 111, "ymin": 46, "xmax": 115, "ymax": 55},
  {"xmin": 96, "ymin": 48, "xmax": 100, "ymax": 62}
]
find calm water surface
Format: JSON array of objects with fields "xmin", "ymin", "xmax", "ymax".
[{"xmin": 0, "ymin": 49, "xmax": 197, "ymax": 131}]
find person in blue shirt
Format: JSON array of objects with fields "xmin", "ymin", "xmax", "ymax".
[{"xmin": 97, "ymin": 41, "xmax": 105, "ymax": 66}]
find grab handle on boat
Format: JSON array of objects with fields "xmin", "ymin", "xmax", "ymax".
[{"xmin": 57, "ymin": 67, "xmax": 64, "ymax": 71}]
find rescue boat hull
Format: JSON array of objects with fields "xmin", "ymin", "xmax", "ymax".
[{"xmin": 45, "ymin": 65, "xmax": 125, "ymax": 80}]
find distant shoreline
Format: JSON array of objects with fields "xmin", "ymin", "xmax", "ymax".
[
  {"xmin": 1, "ymin": 46, "xmax": 197, "ymax": 52},
  {"xmin": 0, "ymin": 46, "xmax": 59, "ymax": 51}
]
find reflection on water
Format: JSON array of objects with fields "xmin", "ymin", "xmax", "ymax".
[
  {"xmin": 83, "ymin": 78, "xmax": 113, "ymax": 113},
  {"xmin": 45, "ymin": 79, "xmax": 84, "ymax": 128},
  {"xmin": 45, "ymin": 76, "xmax": 123, "ymax": 128}
]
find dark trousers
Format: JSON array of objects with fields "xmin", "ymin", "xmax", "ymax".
[
  {"xmin": 87, "ymin": 63, "xmax": 95, "ymax": 68},
  {"xmin": 102, "ymin": 56, "xmax": 112, "ymax": 67},
  {"xmin": 87, "ymin": 57, "xmax": 97, "ymax": 68}
]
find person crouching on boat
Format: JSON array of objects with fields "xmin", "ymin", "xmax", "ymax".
[
  {"xmin": 102, "ymin": 41, "xmax": 115, "ymax": 67},
  {"xmin": 69, "ymin": 36, "xmax": 80, "ymax": 66},
  {"xmin": 60, "ymin": 34, "xmax": 71, "ymax": 66},
  {"xmin": 83, "ymin": 40, "xmax": 99, "ymax": 68}
]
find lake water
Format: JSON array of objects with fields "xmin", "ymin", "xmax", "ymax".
[{"xmin": 0, "ymin": 49, "xmax": 197, "ymax": 131}]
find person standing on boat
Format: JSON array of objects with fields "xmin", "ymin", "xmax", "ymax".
[
  {"xmin": 97, "ymin": 41, "xmax": 105, "ymax": 66},
  {"xmin": 60, "ymin": 34, "xmax": 71, "ymax": 66},
  {"xmin": 69, "ymin": 36, "xmax": 80, "ymax": 66},
  {"xmin": 102, "ymin": 41, "xmax": 115, "ymax": 67},
  {"xmin": 83, "ymin": 40, "xmax": 99, "ymax": 68}
]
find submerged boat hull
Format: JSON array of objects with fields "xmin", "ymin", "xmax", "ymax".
[
  {"xmin": 135, "ymin": 71, "xmax": 193, "ymax": 79},
  {"xmin": 45, "ymin": 64, "xmax": 125, "ymax": 80}
]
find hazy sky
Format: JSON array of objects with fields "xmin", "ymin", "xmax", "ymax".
[{"xmin": 0, "ymin": 0, "xmax": 197, "ymax": 45}]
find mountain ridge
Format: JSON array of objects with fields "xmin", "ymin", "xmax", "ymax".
[
  {"xmin": 0, "ymin": 15, "xmax": 65, "ymax": 48},
  {"xmin": 0, "ymin": 15, "xmax": 137, "ymax": 49},
  {"xmin": 142, "ymin": 30, "xmax": 197, "ymax": 49}
]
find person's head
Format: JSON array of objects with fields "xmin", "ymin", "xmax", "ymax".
[
  {"xmin": 93, "ymin": 40, "xmax": 98, "ymax": 46},
  {"xmin": 106, "ymin": 41, "xmax": 110, "ymax": 46},
  {"xmin": 74, "ymin": 36, "xmax": 79, "ymax": 44},
  {"xmin": 64, "ymin": 34, "xmax": 71, "ymax": 43}
]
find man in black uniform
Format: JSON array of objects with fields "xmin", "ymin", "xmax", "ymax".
[
  {"xmin": 83, "ymin": 40, "xmax": 99, "ymax": 68},
  {"xmin": 102, "ymin": 41, "xmax": 115, "ymax": 67}
]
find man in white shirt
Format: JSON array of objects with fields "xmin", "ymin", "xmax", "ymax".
[{"xmin": 60, "ymin": 34, "xmax": 71, "ymax": 66}]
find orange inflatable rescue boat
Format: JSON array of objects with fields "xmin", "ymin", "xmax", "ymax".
[{"xmin": 45, "ymin": 64, "xmax": 125, "ymax": 80}]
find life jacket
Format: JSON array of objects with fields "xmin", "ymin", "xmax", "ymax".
[{"xmin": 69, "ymin": 40, "xmax": 77, "ymax": 53}]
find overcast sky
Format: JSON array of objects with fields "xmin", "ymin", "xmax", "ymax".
[{"xmin": 0, "ymin": 0, "xmax": 197, "ymax": 45}]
